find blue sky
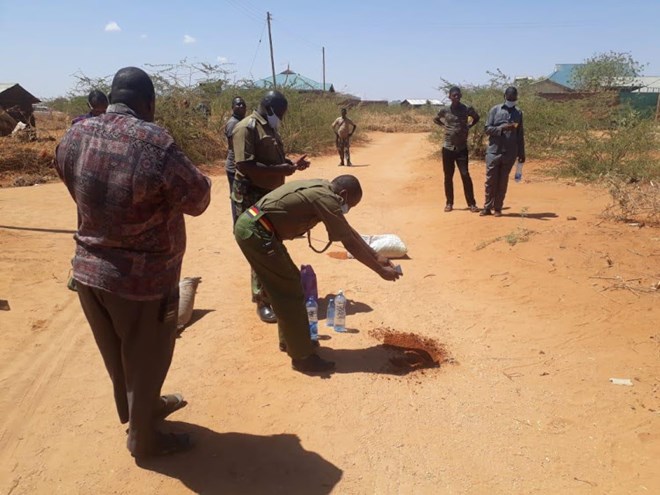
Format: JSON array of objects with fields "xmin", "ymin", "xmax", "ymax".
[{"xmin": 2, "ymin": 0, "xmax": 659, "ymax": 101}]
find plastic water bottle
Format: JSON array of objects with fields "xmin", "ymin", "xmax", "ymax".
[
  {"xmin": 334, "ymin": 290, "xmax": 346, "ymax": 332},
  {"xmin": 514, "ymin": 161, "xmax": 523, "ymax": 183},
  {"xmin": 300, "ymin": 265, "xmax": 318, "ymax": 301},
  {"xmin": 305, "ymin": 297, "xmax": 318, "ymax": 342},
  {"xmin": 326, "ymin": 298, "xmax": 335, "ymax": 327}
]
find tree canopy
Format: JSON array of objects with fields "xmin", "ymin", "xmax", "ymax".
[{"xmin": 571, "ymin": 51, "xmax": 646, "ymax": 92}]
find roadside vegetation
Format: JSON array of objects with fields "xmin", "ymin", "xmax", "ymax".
[
  {"xmin": 433, "ymin": 53, "xmax": 659, "ymax": 226},
  {"xmin": 1, "ymin": 54, "xmax": 658, "ymax": 225}
]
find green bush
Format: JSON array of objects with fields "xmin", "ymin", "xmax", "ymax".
[{"xmin": 560, "ymin": 114, "xmax": 659, "ymax": 181}]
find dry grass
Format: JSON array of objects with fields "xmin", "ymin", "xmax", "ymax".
[
  {"xmin": 354, "ymin": 108, "xmax": 435, "ymax": 133},
  {"xmin": 603, "ymin": 178, "xmax": 660, "ymax": 227},
  {"xmin": 0, "ymin": 112, "xmax": 66, "ymax": 186},
  {"xmin": 476, "ymin": 227, "xmax": 537, "ymax": 251}
]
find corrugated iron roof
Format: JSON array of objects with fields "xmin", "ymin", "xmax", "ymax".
[
  {"xmin": 0, "ymin": 83, "xmax": 18, "ymax": 93},
  {"xmin": 547, "ymin": 64, "xmax": 581, "ymax": 89},
  {"xmin": 254, "ymin": 70, "xmax": 334, "ymax": 92},
  {"xmin": 401, "ymin": 99, "xmax": 442, "ymax": 106},
  {"xmin": 0, "ymin": 83, "xmax": 41, "ymax": 104}
]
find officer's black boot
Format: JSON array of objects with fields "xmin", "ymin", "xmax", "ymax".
[{"xmin": 257, "ymin": 303, "xmax": 277, "ymax": 323}]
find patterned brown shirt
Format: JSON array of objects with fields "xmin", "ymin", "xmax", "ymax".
[
  {"xmin": 55, "ymin": 103, "xmax": 212, "ymax": 300},
  {"xmin": 433, "ymin": 102, "xmax": 480, "ymax": 151}
]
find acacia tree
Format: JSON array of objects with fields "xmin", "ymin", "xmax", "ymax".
[{"xmin": 571, "ymin": 51, "xmax": 646, "ymax": 92}]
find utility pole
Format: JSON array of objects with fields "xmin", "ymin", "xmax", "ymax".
[
  {"xmin": 267, "ymin": 12, "xmax": 277, "ymax": 89},
  {"xmin": 322, "ymin": 46, "xmax": 326, "ymax": 93}
]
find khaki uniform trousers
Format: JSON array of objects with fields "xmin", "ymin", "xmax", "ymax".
[{"xmin": 234, "ymin": 213, "xmax": 314, "ymax": 360}]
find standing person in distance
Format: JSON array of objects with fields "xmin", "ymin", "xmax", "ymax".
[
  {"xmin": 224, "ymin": 96, "xmax": 247, "ymax": 223},
  {"xmin": 71, "ymin": 89, "xmax": 109, "ymax": 125},
  {"xmin": 232, "ymin": 90, "xmax": 310, "ymax": 324},
  {"xmin": 433, "ymin": 86, "xmax": 480, "ymax": 213},
  {"xmin": 481, "ymin": 86, "xmax": 526, "ymax": 217},
  {"xmin": 331, "ymin": 108, "xmax": 357, "ymax": 166},
  {"xmin": 55, "ymin": 67, "xmax": 212, "ymax": 458}
]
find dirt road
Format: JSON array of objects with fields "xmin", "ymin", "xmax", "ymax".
[{"xmin": 1, "ymin": 132, "xmax": 658, "ymax": 494}]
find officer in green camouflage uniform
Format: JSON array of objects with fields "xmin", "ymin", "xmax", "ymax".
[
  {"xmin": 232, "ymin": 90, "xmax": 310, "ymax": 323},
  {"xmin": 234, "ymin": 175, "xmax": 401, "ymax": 372}
]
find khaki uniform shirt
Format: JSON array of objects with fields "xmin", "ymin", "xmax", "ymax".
[
  {"xmin": 256, "ymin": 179, "xmax": 353, "ymax": 242},
  {"xmin": 233, "ymin": 110, "xmax": 286, "ymax": 190},
  {"xmin": 332, "ymin": 116, "xmax": 356, "ymax": 139}
]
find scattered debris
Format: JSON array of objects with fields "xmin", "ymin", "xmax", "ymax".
[
  {"xmin": 567, "ymin": 216, "xmax": 577, "ymax": 221},
  {"xmin": 609, "ymin": 378, "xmax": 633, "ymax": 386}
]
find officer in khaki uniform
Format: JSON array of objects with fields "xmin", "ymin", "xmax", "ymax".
[
  {"xmin": 234, "ymin": 175, "xmax": 401, "ymax": 373},
  {"xmin": 232, "ymin": 90, "xmax": 310, "ymax": 323}
]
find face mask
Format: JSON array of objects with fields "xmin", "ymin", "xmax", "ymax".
[
  {"xmin": 266, "ymin": 113, "xmax": 280, "ymax": 130},
  {"xmin": 504, "ymin": 100, "xmax": 517, "ymax": 108},
  {"xmin": 339, "ymin": 192, "xmax": 351, "ymax": 214},
  {"xmin": 266, "ymin": 110, "xmax": 281, "ymax": 130}
]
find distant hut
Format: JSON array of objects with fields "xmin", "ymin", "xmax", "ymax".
[
  {"xmin": 0, "ymin": 84, "xmax": 41, "ymax": 134},
  {"xmin": 400, "ymin": 99, "xmax": 442, "ymax": 109}
]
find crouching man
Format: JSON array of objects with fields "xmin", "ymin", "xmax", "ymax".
[{"xmin": 234, "ymin": 175, "xmax": 401, "ymax": 373}]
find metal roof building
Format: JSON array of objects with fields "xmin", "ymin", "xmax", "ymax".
[
  {"xmin": 400, "ymin": 99, "xmax": 442, "ymax": 107},
  {"xmin": 254, "ymin": 69, "xmax": 334, "ymax": 92}
]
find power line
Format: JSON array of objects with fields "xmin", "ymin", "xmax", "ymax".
[
  {"xmin": 223, "ymin": 0, "xmax": 262, "ymax": 23},
  {"xmin": 248, "ymin": 20, "xmax": 268, "ymax": 78},
  {"xmin": 238, "ymin": 0, "xmax": 264, "ymax": 18}
]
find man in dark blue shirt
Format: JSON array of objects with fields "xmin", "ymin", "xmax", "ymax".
[
  {"xmin": 481, "ymin": 86, "xmax": 526, "ymax": 217},
  {"xmin": 71, "ymin": 89, "xmax": 108, "ymax": 125}
]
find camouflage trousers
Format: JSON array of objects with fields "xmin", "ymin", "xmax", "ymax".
[{"xmin": 336, "ymin": 136, "xmax": 352, "ymax": 165}]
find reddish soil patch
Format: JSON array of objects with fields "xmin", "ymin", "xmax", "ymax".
[{"xmin": 369, "ymin": 327, "xmax": 450, "ymax": 372}]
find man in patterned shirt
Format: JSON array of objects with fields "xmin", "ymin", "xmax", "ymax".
[
  {"xmin": 55, "ymin": 67, "xmax": 212, "ymax": 458},
  {"xmin": 433, "ymin": 86, "xmax": 480, "ymax": 213}
]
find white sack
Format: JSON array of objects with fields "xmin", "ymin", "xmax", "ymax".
[
  {"xmin": 178, "ymin": 277, "xmax": 202, "ymax": 330},
  {"xmin": 348, "ymin": 234, "xmax": 408, "ymax": 259}
]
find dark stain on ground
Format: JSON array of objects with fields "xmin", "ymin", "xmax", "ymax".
[{"xmin": 369, "ymin": 327, "xmax": 451, "ymax": 373}]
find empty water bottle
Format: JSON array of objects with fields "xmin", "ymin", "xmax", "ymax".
[
  {"xmin": 514, "ymin": 161, "xmax": 523, "ymax": 183},
  {"xmin": 326, "ymin": 298, "xmax": 335, "ymax": 327},
  {"xmin": 334, "ymin": 290, "xmax": 346, "ymax": 332},
  {"xmin": 305, "ymin": 297, "xmax": 318, "ymax": 342}
]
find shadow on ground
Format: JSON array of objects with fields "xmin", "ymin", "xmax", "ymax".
[
  {"xmin": 500, "ymin": 211, "xmax": 558, "ymax": 220},
  {"xmin": 137, "ymin": 422, "xmax": 343, "ymax": 494},
  {"xmin": 295, "ymin": 344, "xmax": 443, "ymax": 379},
  {"xmin": 316, "ymin": 294, "xmax": 372, "ymax": 320}
]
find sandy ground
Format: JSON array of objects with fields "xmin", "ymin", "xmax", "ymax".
[{"xmin": 1, "ymin": 132, "xmax": 659, "ymax": 495}]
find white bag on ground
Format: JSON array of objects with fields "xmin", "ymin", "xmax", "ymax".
[
  {"xmin": 348, "ymin": 234, "xmax": 408, "ymax": 259},
  {"xmin": 178, "ymin": 277, "xmax": 202, "ymax": 330}
]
